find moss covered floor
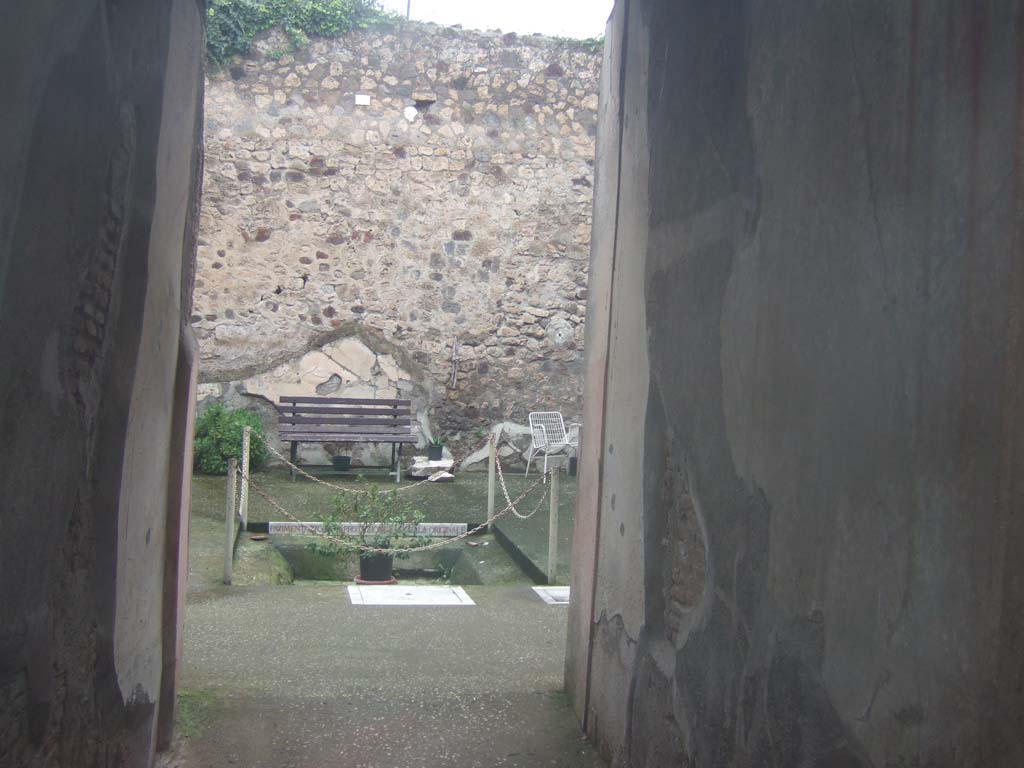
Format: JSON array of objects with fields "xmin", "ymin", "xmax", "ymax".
[{"xmin": 191, "ymin": 467, "xmax": 578, "ymax": 585}]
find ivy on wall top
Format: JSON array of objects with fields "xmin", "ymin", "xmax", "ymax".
[{"xmin": 206, "ymin": 0, "xmax": 393, "ymax": 65}]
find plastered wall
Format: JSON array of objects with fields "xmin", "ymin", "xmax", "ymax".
[
  {"xmin": 0, "ymin": 1, "xmax": 204, "ymax": 764},
  {"xmin": 568, "ymin": 2, "xmax": 1024, "ymax": 766}
]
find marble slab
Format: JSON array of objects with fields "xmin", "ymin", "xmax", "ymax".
[
  {"xmin": 269, "ymin": 521, "xmax": 467, "ymax": 537},
  {"xmin": 532, "ymin": 586, "xmax": 570, "ymax": 605},
  {"xmin": 347, "ymin": 585, "xmax": 476, "ymax": 606}
]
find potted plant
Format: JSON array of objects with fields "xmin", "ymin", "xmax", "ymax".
[
  {"xmin": 310, "ymin": 479, "xmax": 425, "ymax": 584},
  {"xmin": 427, "ymin": 436, "xmax": 445, "ymax": 461}
]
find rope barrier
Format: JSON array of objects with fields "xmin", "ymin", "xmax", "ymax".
[
  {"xmin": 256, "ymin": 430, "xmax": 496, "ymax": 495},
  {"xmin": 239, "ymin": 457, "xmax": 549, "ymax": 555},
  {"xmin": 235, "ymin": 429, "xmax": 554, "ymax": 556},
  {"xmin": 495, "ymin": 444, "xmax": 542, "ymax": 519}
]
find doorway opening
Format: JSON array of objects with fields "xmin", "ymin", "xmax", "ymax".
[{"xmin": 174, "ymin": 9, "xmax": 604, "ymax": 767}]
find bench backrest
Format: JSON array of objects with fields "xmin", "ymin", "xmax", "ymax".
[{"xmin": 277, "ymin": 396, "xmax": 413, "ymax": 438}]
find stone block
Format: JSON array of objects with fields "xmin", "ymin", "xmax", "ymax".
[
  {"xmin": 407, "ymin": 457, "xmax": 455, "ymax": 478},
  {"xmin": 325, "ymin": 337, "xmax": 377, "ymax": 380}
]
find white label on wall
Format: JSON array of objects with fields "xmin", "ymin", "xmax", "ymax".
[
  {"xmin": 403, "ymin": 106, "xmax": 418, "ymax": 122},
  {"xmin": 355, "ymin": 93, "xmax": 371, "ymax": 106}
]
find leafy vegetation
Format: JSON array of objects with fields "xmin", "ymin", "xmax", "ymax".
[
  {"xmin": 550, "ymin": 34, "xmax": 605, "ymax": 54},
  {"xmin": 309, "ymin": 479, "xmax": 426, "ymax": 559},
  {"xmin": 206, "ymin": 0, "xmax": 395, "ymax": 65},
  {"xmin": 193, "ymin": 403, "xmax": 269, "ymax": 475}
]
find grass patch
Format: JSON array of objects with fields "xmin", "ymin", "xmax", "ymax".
[
  {"xmin": 191, "ymin": 467, "xmax": 571, "ymax": 525},
  {"xmin": 190, "ymin": 466, "xmax": 578, "ymax": 584},
  {"xmin": 176, "ymin": 689, "xmax": 219, "ymax": 738}
]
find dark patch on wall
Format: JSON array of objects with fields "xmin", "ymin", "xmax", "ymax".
[
  {"xmin": 316, "ymin": 373, "xmax": 343, "ymax": 395},
  {"xmin": 67, "ymin": 105, "xmax": 136, "ymax": 428}
]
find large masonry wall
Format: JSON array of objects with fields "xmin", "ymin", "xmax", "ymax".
[
  {"xmin": 196, "ymin": 22, "xmax": 599, "ymax": 452},
  {"xmin": 568, "ymin": 2, "xmax": 1024, "ymax": 767}
]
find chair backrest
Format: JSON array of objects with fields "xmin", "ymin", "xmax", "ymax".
[{"xmin": 529, "ymin": 411, "xmax": 567, "ymax": 446}]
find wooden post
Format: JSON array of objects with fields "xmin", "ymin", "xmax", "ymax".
[
  {"xmin": 224, "ymin": 458, "xmax": 237, "ymax": 585},
  {"xmin": 486, "ymin": 435, "xmax": 496, "ymax": 526},
  {"xmin": 239, "ymin": 426, "xmax": 251, "ymax": 531},
  {"xmin": 547, "ymin": 461, "xmax": 560, "ymax": 584}
]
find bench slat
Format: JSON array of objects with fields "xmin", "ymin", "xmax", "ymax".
[
  {"xmin": 280, "ymin": 396, "xmax": 410, "ymax": 406},
  {"xmin": 279, "ymin": 416, "xmax": 411, "ymax": 427},
  {"xmin": 279, "ymin": 405, "xmax": 412, "ymax": 416},
  {"xmin": 280, "ymin": 423, "xmax": 415, "ymax": 436},
  {"xmin": 280, "ymin": 422, "xmax": 412, "ymax": 432},
  {"xmin": 281, "ymin": 434, "xmax": 418, "ymax": 443}
]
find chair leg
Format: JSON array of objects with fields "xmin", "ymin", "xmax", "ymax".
[
  {"xmin": 543, "ymin": 452, "xmax": 549, "ymax": 481},
  {"xmin": 525, "ymin": 447, "xmax": 536, "ymax": 478}
]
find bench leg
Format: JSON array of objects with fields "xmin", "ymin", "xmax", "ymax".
[
  {"xmin": 289, "ymin": 442, "xmax": 298, "ymax": 482},
  {"xmin": 394, "ymin": 443, "xmax": 401, "ymax": 484}
]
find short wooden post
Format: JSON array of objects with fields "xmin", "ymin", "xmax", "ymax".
[
  {"xmin": 547, "ymin": 461, "xmax": 561, "ymax": 585},
  {"xmin": 486, "ymin": 435, "xmax": 496, "ymax": 526},
  {"xmin": 224, "ymin": 458, "xmax": 237, "ymax": 585},
  {"xmin": 239, "ymin": 426, "xmax": 251, "ymax": 531}
]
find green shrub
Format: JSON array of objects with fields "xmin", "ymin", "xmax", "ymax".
[
  {"xmin": 309, "ymin": 478, "xmax": 425, "ymax": 559},
  {"xmin": 193, "ymin": 403, "xmax": 269, "ymax": 475},
  {"xmin": 206, "ymin": 0, "xmax": 394, "ymax": 66}
]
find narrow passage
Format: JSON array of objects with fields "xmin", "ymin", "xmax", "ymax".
[{"xmin": 172, "ymin": 518, "xmax": 603, "ymax": 767}]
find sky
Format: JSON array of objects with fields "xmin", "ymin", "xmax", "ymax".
[{"xmin": 378, "ymin": 0, "xmax": 615, "ymax": 40}]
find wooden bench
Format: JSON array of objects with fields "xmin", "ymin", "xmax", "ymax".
[{"xmin": 277, "ymin": 396, "xmax": 417, "ymax": 482}]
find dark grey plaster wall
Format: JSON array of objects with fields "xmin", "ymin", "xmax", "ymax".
[
  {"xmin": 569, "ymin": 1, "xmax": 1024, "ymax": 766},
  {"xmin": 0, "ymin": 1, "xmax": 204, "ymax": 765}
]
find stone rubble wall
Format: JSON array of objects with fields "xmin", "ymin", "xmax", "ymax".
[{"xmin": 194, "ymin": 21, "xmax": 600, "ymax": 457}]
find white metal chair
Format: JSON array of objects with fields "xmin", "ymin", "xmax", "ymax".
[{"xmin": 525, "ymin": 412, "xmax": 579, "ymax": 478}]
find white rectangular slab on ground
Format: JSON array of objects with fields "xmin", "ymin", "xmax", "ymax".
[
  {"xmin": 347, "ymin": 585, "xmax": 476, "ymax": 606},
  {"xmin": 532, "ymin": 586, "xmax": 570, "ymax": 605}
]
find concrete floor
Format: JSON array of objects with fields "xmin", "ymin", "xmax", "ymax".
[{"xmin": 178, "ymin": 581, "xmax": 604, "ymax": 767}]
